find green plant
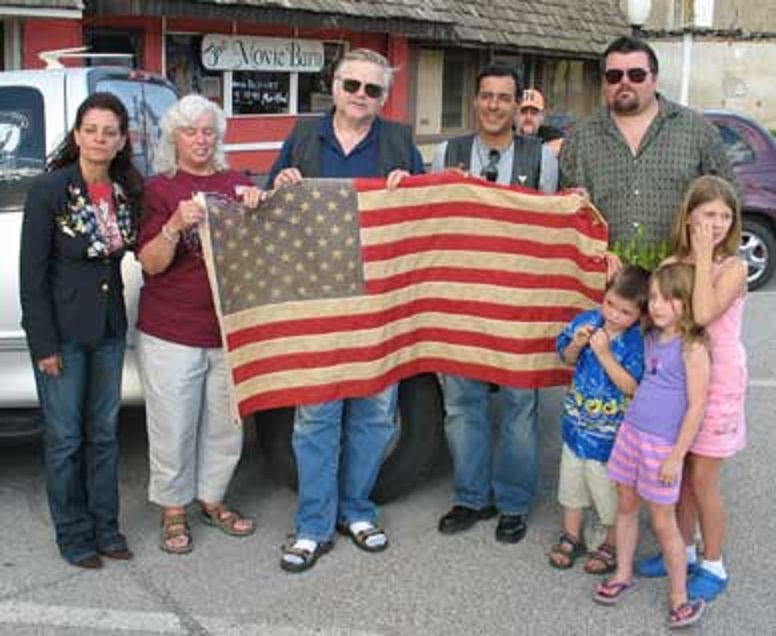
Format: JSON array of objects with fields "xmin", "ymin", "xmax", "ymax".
[{"xmin": 610, "ymin": 222, "xmax": 669, "ymax": 272}]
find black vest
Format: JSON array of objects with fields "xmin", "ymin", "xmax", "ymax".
[
  {"xmin": 288, "ymin": 116, "xmax": 415, "ymax": 178},
  {"xmin": 444, "ymin": 134, "xmax": 543, "ymax": 189}
]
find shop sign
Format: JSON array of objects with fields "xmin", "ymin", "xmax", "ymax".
[{"xmin": 201, "ymin": 35, "xmax": 325, "ymax": 72}]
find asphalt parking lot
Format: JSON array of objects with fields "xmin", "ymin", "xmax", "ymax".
[{"xmin": 0, "ymin": 288, "xmax": 774, "ymax": 636}]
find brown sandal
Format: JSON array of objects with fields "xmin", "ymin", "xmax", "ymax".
[
  {"xmin": 160, "ymin": 513, "xmax": 193, "ymax": 554},
  {"xmin": 548, "ymin": 532, "xmax": 586, "ymax": 569},
  {"xmin": 584, "ymin": 543, "xmax": 617, "ymax": 575},
  {"xmin": 200, "ymin": 505, "xmax": 256, "ymax": 537}
]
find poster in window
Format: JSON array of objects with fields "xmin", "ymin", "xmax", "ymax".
[{"xmin": 232, "ymin": 72, "xmax": 290, "ymax": 115}]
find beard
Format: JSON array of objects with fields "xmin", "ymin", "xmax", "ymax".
[{"xmin": 610, "ymin": 89, "xmax": 641, "ymax": 115}]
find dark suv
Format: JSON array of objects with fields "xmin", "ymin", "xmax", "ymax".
[{"xmin": 703, "ymin": 110, "xmax": 776, "ymax": 290}]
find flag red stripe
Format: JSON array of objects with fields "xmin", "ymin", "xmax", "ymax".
[
  {"xmin": 237, "ymin": 358, "xmax": 571, "ymax": 416},
  {"xmin": 365, "ymin": 267, "xmax": 601, "ymax": 297},
  {"xmin": 362, "ymin": 233, "xmax": 604, "ymax": 270},
  {"xmin": 232, "ymin": 327, "xmax": 558, "ymax": 383},
  {"xmin": 360, "ymin": 201, "xmax": 607, "ymax": 240},
  {"xmin": 226, "ymin": 298, "xmax": 581, "ymax": 349}
]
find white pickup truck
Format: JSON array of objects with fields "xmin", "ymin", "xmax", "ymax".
[
  {"xmin": 0, "ymin": 64, "xmax": 445, "ymax": 503},
  {"xmin": 0, "ymin": 65, "xmax": 177, "ymax": 441}
]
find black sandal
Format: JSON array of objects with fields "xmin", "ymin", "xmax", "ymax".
[
  {"xmin": 280, "ymin": 539, "xmax": 334, "ymax": 573},
  {"xmin": 337, "ymin": 522, "xmax": 388, "ymax": 553},
  {"xmin": 548, "ymin": 532, "xmax": 586, "ymax": 570}
]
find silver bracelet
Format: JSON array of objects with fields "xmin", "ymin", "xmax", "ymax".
[{"xmin": 160, "ymin": 224, "xmax": 180, "ymax": 245}]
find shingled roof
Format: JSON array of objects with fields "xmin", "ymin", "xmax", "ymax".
[
  {"xmin": 443, "ymin": 1, "xmax": 629, "ymax": 56},
  {"xmin": 87, "ymin": 0, "xmax": 628, "ymax": 56}
]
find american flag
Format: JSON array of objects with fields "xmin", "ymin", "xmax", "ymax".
[{"xmin": 199, "ymin": 173, "xmax": 608, "ymax": 418}]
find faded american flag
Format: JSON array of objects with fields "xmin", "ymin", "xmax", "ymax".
[{"xmin": 199, "ymin": 173, "xmax": 608, "ymax": 418}]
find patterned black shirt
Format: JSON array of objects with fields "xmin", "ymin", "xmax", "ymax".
[{"xmin": 559, "ymin": 95, "xmax": 735, "ymax": 245}]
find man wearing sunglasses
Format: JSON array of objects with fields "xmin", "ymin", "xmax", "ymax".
[
  {"xmin": 430, "ymin": 64, "xmax": 558, "ymax": 546},
  {"xmin": 560, "ymin": 35, "xmax": 734, "ymax": 249},
  {"xmin": 265, "ymin": 48, "xmax": 423, "ymax": 574}
]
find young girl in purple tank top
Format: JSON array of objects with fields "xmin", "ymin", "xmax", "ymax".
[
  {"xmin": 594, "ymin": 264, "xmax": 710, "ymax": 630},
  {"xmin": 638, "ymin": 175, "xmax": 747, "ymax": 602}
]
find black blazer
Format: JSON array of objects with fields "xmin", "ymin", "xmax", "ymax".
[{"xmin": 19, "ymin": 163, "xmax": 136, "ymax": 361}]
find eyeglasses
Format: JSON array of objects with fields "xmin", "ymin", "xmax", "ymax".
[
  {"xmin": 603, "ymin": 68, "xmax": 651, "ymax": 85},
  {"xmin": 481, "ymin": 149, "xmax": 501, "ymax": 183},
  {"xmin": 339, "ymin": 77, "xmax": 384, "ymax": 99}
]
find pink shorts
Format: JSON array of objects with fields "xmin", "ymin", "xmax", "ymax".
[{"xmin": 607, "ymin": 422, "xmax": 682, "ymax": 505}]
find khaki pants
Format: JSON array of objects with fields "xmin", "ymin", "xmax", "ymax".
[
  {"xmin": 557, "ymin": 443, "xmax": 617, "ymax": 527},
  {"xmin": 137, "ymin": 332, "xmax": 243, "ymax": 506}
]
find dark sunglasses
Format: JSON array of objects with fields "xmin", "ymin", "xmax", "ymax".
[
  {"xmin": 340, "ymin": 77, "xmax": 384, "ymax": 99},
  {"xmin": 481, "ymin": 149, "xmax": 501, "ymax": 183},
  {"xmin": 603, "ymin": 68, "xmax": 650, "ymax": 85}
]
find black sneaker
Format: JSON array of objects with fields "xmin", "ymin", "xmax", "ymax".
[
  {"xmin": 438, "ymin": 505, "xmax": 498, "ymax": 534},
  {"xmin": 495, "ymin": 514, "xmax": 527, "ymax": 544}
]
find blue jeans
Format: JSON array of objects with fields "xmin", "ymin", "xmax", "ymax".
[
  {"xmin": 292, "ymin": 385, "xmax": 398, "ymax": 542},
  {"xmin": 33, "ymin": 336, "xmax": 127, "ymax": 563},
  {"xmin": 443, "ymin": 375, "xmax": 538, "ymax": 515}
]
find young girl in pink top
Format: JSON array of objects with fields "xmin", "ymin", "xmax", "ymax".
[{"xmin": 638, "ymin": 175, "xmax": 747, "ymax": 602}]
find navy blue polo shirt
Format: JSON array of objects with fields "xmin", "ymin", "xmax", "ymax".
[{"xmin": 266, "ymin": 113, "xmax": 424, "ymax": 185}]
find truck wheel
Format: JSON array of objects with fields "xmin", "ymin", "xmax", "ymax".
[{"xmin": 256, "ymin": 373, "xmax": 445, "ymax": 504}]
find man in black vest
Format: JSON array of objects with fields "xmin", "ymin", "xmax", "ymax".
[
  {"xmin": 266, "ymin": 48, "xmax": 424, "ymax": 574},
  {"xmin": 433, "ymin": 64, "xmax": 558, "ymax": 544}
]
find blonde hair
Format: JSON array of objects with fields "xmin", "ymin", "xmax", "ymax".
[
  {"xmin": 649, "ymin": 263, "xmax": 707, "ymax": 349},
  {"xmin": 153, "ymin": 94, "xmax": 229, "ymax": 176},
  {"xmin": 670, "ymin": 175, "xmax": 741, "ymax": 260},
  {"xmin": 334, "ymin": 48, "xmax": 395, "ymax": 93}
]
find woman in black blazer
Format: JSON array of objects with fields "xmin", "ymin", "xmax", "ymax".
[{"xmin": 19, "ymin": 92, "xmax": 143, "ymax": 568}]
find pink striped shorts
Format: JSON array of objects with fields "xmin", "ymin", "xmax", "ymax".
[{"xmin": 607, "ymin": 421, "xmax": 682, "ymax": 505}]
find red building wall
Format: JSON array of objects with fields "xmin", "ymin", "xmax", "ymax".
[
  {"xmin": 27, "ymin": 14, "xmax": 412, "ymax": 173},
  {"xmin": 22, "ymin": 18, "xmax": 82, "ymax": 68}
]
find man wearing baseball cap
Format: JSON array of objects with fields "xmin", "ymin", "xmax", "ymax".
[{"xmin": 517, "ymin": 88, "xmax": 564, "ymax": 155}]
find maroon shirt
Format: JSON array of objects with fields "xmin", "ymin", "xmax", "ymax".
[{"xmin": 137, "ymin": 170, "xmax": 253, "ymax": 347}]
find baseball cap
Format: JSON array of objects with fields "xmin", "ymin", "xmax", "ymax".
[{"xmin": 520, "ymin": 89, "xmax": 545, "ymax": 111}]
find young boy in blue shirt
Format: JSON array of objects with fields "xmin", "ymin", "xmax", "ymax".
[{"xmin": 549, "ymin": 265, "xmax": 650, "ymax": 573}]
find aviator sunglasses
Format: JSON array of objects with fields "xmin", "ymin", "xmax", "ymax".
[
  {"xmin": 603, "ymin": 68, "xmax": 651, "ymax": 85},
  {"xmin": 339, "ymin": 77, "xmax": 384, "ymax": 99}
]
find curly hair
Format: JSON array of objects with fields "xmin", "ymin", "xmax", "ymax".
[{"xmin": 153, "ymin": 94, "xmax": 229, "ymax": 176}]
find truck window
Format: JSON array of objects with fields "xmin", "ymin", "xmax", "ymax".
[
  {"xmin": 95, "ymin": 78, "xmax": 176, "ymax": 177},
  {"xmin": 0, "ymin": 86, "xmax": 45, "ymax": 213}
]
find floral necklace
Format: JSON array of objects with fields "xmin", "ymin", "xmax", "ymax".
[{"xmin": 58, "ymin": 181, "xmax": 137, "ymax": 258}]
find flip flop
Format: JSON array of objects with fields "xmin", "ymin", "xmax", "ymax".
[
  {"xmin": 593, "ymin": 578, "xmax": 636, "ymax": 605},
  {"xmin": 669, "ymin": 599, "xmax": 705, "ymax": 629}
]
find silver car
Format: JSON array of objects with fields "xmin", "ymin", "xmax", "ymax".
[{"xmin": 0, "ymin": 66, "xmax": 177, "ymax": 441}]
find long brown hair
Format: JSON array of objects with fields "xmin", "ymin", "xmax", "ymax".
[
  {"xmin": 47, "ymin": 92, "xmax": 143, "ymax": 211},
  {"xmin": 670, "ymin": 175, "xmax": 741, "ymax": 261},
  {"xmin": 649, "ymin": 263, "xmax": 707, "ymax": 349}
]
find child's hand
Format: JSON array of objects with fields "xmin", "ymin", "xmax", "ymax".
[
  {"xmin": 690, "ymin": 220, "xmax": 715, "ymax": 264},
  {"xmin": 572, "ymin": 324, "xmax": 595, "ymax": 349},
  {"xmin": 589, "ymin": 329, "xmax": 611, "ymax": 357},
  {"xmin": 658, "ymin": 454, "xmax": 682, "ymax": 486}
]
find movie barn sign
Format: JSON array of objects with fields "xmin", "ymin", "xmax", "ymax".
[{"xmin": 201, "ymin": 35, "xmax": 325, "ymax": 72}]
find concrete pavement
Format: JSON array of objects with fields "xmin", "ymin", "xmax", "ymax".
[{"xmin": 0, "ymin": 291, "xmax": 774, "ymax": 635}]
